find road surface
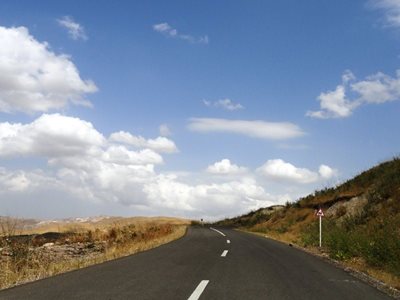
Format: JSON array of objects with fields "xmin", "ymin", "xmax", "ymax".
[{"xmin": 0, "ymin": 226, "xmax": 392, "ymax": 299}]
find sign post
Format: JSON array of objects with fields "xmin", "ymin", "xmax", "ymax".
[{"xmin": 316, "ymin": 208, "xmax": 324, "ymax": 248}]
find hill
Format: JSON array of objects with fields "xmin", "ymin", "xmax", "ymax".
[{"xmin": 216, "ymin": 157, "xmax": 400, "ymax": 289}]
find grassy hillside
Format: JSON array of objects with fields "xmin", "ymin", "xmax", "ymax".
[{"xmin": 216, "ymin": 157, "xmax": 400, "ymax": 289}]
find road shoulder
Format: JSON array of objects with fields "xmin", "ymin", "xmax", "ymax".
[{"xmin": 237, "ymin": 228, "xmax": 400, "ymax": 299}]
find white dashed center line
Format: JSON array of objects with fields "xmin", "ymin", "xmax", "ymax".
[
  {"xmin": 227, "ymin": 239, "xmax": 231, "ymax": 244},
  {"xmin": 209, "ymin": 227, "xmax": 226, "ymax": 237},
  {"xmin": 221, "ymin": 250, "xmax": 228, "ymax": 257},
  {"xmin": 188, "ymin": 280, "xmax": 209, "ymax": 300}
]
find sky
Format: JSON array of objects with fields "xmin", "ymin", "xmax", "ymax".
[{"xmin": 0, "ymin": 0, "xmax": 399, "ymax": 220}]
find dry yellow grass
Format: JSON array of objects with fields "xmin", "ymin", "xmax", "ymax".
[
  {"xmin": 342, "ymin": 257, "xmax": 400, "ymax": 291},
  {"xmin": 20, "ymin": 216, "xmax": 189, "ymax": 235},
  {"xmin": 0, "ymin": 217, "xmax": 189, "ymax": 290}
]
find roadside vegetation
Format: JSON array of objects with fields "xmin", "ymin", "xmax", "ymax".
[
  {"xmin": 216, "ymin": 157, "xmax": 400, "ymax": 290},
  {"xmin": 0, "ymin": 217, "xmax": 189, "ymax": 290}
]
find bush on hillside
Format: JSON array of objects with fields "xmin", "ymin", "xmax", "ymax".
[{"xmin": 300, "ymin": 213, "xmax": 400, "ymax": 276}]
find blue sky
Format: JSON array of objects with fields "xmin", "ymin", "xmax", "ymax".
[{"xmin": 0, "ymin": 0, "xmax": 399, "ymax": 220}]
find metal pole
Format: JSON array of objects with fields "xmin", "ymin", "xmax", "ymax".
[{"xmin": 319, "ymin": 215, "xmax": 322, "ymax": 248}]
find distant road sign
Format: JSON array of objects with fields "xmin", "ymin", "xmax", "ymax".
[{"xmin": 316, "ymin": 209, "xmax": 324, "ymax": 217}]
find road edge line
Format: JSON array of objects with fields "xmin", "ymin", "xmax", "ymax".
[{"xmin": 209, "ymin": 227, "xmax": 226, "ymax": 237}]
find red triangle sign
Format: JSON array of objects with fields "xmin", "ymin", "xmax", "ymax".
[{"xmin": 316, "ymin": 209, "xmax": 324, "ymax": 217}]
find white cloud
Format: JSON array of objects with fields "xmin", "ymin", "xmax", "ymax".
[
  {"xmin": 0, "ymin": 169, "xmax": 32, "ymax": 192},
  {"xmin": 0, "ymin": 113, "xmax": 295, "ymax": 219},
  {"xmin": 153, "ymin": 23, "xmax": 175, "ymax": 35},
  {"xmin": 0, "ymin": 114, "xmax": 164, "ymax": 166},
  {"xmin": 159, "ymin": 124, "xmax": 172, "ymax": 137},
  {"xmin": 153, "ymin": 22, "xmax": 208, "ymax": 44},
  {"xmin": 0, "ymin": 114, "xmax": 336, "ymax": 219},
  {"xmin": 143, "ymin": 175, "xmax": 278, "ymax": 217},
  {"xmin": 0, "ymin": 168, "xmax": 68, "ymax": 196},
  {"xmin": 368, "ymin": 0, "xmax": 400, "ymax": 28},
  {"xmin": 0, "ymin": 26, "xmax": 97, "ymax": 114},
  {"xmin": 257, "ymin": 159, "xmax": 336, "ymax": 184},
  {"xmin": 0, "ymin": 114, "xmax": 168, "ymax": 208},
  {"xmin": 57, "ymin": 16, "xmax": 87, "ymax": 40},
  {"xmin": 0, "ymin": 114, "xmax": 104, "ymax": 158},
  {"xmin": 102, "ymin": 146, "xmax": 163, "ymax": 166},
  {"xmin": 109, "ymin": 131, "xmax": 178, "ymax": 153},
  {"xmin": 307, "ymin": 69, "xmax": 400, "ymax": 118},
  {"xmin": 257, "ymin": 159, "xmax": 318, "ymax": 184},
  {"xmin": 203, "ymin": 98, "xmax": 244, "ymax": 111},
  {"xmin": 342, "ymin": 69, "xmax": 356, "ymax": 83},
  {"xmin": 188, "ymin": 118, "xmax": 304, "ymax": 140},
  {"xmin": 206, "ymin": 159, "xmax": 247, "ymax": 175},
  {"xmin": 306, "ymin": 85, "xmax": 357, "ymax": 119},
  {"xmin": 352, "ymin": 71, "xmax": 400, "ymax": 103},
  {"xmin": 318, "ymin": 164, "xmax": 338, "ymax": 179}
]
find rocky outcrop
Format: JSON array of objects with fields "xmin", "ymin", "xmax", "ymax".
[{"xmin": 325, "ymin": 195, "xmax": 368, "ymax": 219}]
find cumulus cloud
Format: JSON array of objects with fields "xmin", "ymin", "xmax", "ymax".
[
  {"xmin": 102, "ymin": 147, "xmax": 163, "ymax": 166},
  {"xmin": 109, "ymin": 131, "xmax": 178, "ymax": 153},
  {"xmin": 57, "ymin": 16, "xmax": 87, "ymax": 40},
  {"xmin": 0, "ymin": 26, "xmax": 97, "ymax": 114},
  {"xmin": 206, "ymin": 159, "xmax": 247, "ymax": 175},
  {"xmin": 203, "ymin": 98, "xmax": 244, "ymax": 111},
  {"xmin": 0, "ymin": 113, "xmax": 296, "ymax": 219},
  {"xmin": 153, "ymin": 22, "xmax": 208, "ymax": 44},
  {"xmin": 0, "ymin": 114, "xmax": 169, "ymax": 206},
  {"xmin": 257, "ymin": 159, "xmax": 336, "ymax": 184},
  {"xmin": 0, "ymin": 114, "xmax": 104, "ymax": 158},
  {"xmin": 257, "ymin": 159, "xmax": 318, "ymax": 184},
  {"xmin": 318, "ymin": 164, "xmax": 338, "ymax": 179},
  {"xmin": 306, "ymin": 85, "xmax": 357, "ymax": 119},
  {"xmin": 143, "ymin": 175, "xmax": 278, "ymax": 217},
  {"xmin": 368, "ymin": 0, "xmax": 400, "ymax": 28},
  {"xmin": 0, "ymin": 112, "xmax": 338, "ymax": 219},
  {"xmin": 188, "ymin": 118, "xmax": 304, "ymax": 140},
  {"xmin": 0, "ymin": 114, "xmax": 165, "ymax": 168},
  {"xmin": 307, "ymin": 69, "xmax": 400, "ymax": 118}
]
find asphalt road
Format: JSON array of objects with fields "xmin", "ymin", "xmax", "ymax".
[{"xmin": 0, "ymin": 226, "xmax": 392, "ymax": 299}]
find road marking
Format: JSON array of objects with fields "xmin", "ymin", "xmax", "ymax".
[
  {"xmin": 221, "ymin": 250, "xmax": 228, "ymax": 257},
  {"xmin": 188, "ymin": 280, "xmax": 209, "ymax": 300},
  {"xmin": 227, "ymin": 239, "xmax": 230, "ymax": 244},
  {"xmin": 210, "ymin": 227, "xmax": 226, "ymax": 237}
]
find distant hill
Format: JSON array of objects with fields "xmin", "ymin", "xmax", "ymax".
[
  {"xmin": 216, "ymin": 157, "xmax": 400, "ymax": 289},
  {"xmin": 0, "ymin": 216, "xmax": 190, "ymax": 235}
]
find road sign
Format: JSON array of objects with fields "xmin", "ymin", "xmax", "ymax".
[{"xmin": 316, "ymin": 208, "xmax": 324, "ymax": 247}]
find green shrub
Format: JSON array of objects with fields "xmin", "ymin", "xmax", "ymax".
[
  {"xmin": 359, "ymin": 218, "xmax": 400, "ymax": 276},
  {"xmin": 301, "ymin": 213, "xmax": 400, "ymax": 276},
  {"xmin": 324, "ymin": 225, "xmax": 356, "ymax": 260},
  {"xmin": 300, "ymin": 222, "xmax": 319, "ymax": 247}
]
